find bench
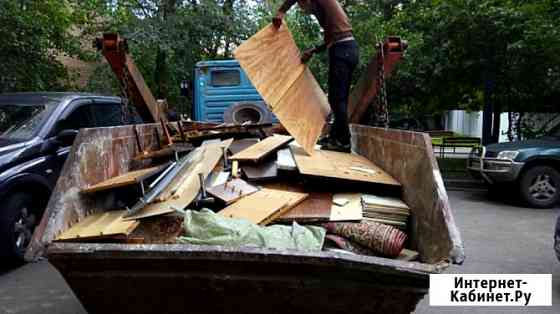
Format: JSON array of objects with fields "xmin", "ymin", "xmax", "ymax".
[{"xmin": 435, "ymin": 136, "xmax": 481, "ymax": 158}]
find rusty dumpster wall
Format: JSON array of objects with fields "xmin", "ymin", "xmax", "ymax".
[{"xmin": 351, "ymin": 125, "xmax": 464, "ymax": 264}]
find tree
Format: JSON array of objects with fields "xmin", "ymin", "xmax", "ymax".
[{"xmin": 0, "ymin": 0, "xmax": 83, "ymax": 92}]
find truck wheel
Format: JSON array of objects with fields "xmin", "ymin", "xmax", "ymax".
[
  {"xmin": 223, "ymin": 101, "xmax": 272, "ymax": 124},
  {"xmin": 0, "ymin": 193, "xmax": 41, "ymax": 264},
  {"xmin": 519, "ymin": 166, "xmax": 560, "ymax": 208}
]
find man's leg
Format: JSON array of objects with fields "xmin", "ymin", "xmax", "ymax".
[{"xmin": 328, "ymin": 42, "xmax": 358, "ymax": 146}]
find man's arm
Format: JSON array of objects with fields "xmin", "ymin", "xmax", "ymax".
[{"xmin": 273, "ymin": 0, "xmax": 297, "ymax": 28}]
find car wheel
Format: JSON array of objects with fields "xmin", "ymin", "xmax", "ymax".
[
  {"xmin": 0, "ymin": 193, "xmax": 41, "ymax": 264},
  {"xmin": 519, "ymin": 166, "xmax": 560, "ymax": 208}
]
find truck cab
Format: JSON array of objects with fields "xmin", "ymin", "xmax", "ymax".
[{"xmin": 193, "ymin": 60, "xmax": 274, "ymax": 124}]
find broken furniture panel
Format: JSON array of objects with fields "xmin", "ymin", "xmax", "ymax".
[
  {"xmin": 218, "ymin": 188, "xmax": 308, "ymax": 225},
  {"xmin": 234, "ymin": 24, "xmax": 330, "ymax": 155},
  {"xmin": 229, "ymin": 138, "xmax": 260, "ymax": 155},
  {"xmin": 241, "ymin": 157, "xmax": 278, "ymax": 181},
  {"xmin": 207, "ymin": 178, "xmax": 259, "ymax": 205},
  {"xmin": 124, "ymin": 139, "xmax": 234, "ymax": 220},
  {"xmin": 229, "ymin": 134, "xmax": 292, "ymax": 162},
  {"xmin": 56, "ymin": 210, "xmax": 139, "ymax": 241},
  {"xmin": 81, "ymin": 164, "xmax": 168, "ymax": 194},
  {"xmin": 290, "ymin": 146, "xmax": 401, "ymax": 186}
]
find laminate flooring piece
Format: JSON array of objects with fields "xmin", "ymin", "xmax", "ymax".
[
  {"xmin": 330, "ymin": 193, "xmax": 363, "ymax": 221},
  {"xmin": 276, "ymin": 148, "xmax": 297, "ymax": 171},
  {"xmin": 229, "ymin": 138, "xmax": 260, "ymax": 155},
  {"xmin": 242, "ymin": 157, "xmax": 278, "ymax": 181},
  {"xmin": 264, "ymin": 183, "xmax": 333, "ymax": 222}
]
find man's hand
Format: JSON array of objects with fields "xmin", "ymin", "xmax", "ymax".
[
  {"xmin": 272, "ymin": 12, "xmax": 285, "ymax": 28},
  {"xmin": 301, "ymin": 47, "xmax": 317, "ymax": 63}
]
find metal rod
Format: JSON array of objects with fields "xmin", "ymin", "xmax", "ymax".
[
  {"xmin": 177, "ymin": 120, "xmax": 187, "ymax": 142},
  {"xmin": 149, "ymin": 162, "xmax": 176, "ymax": 189},
  {"xmin": 222, "ymin": 146, "xmax": 229, "ymax": 169}
]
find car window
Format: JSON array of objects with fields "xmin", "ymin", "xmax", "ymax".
[
  {"xmin": 90, "ymin": 103, "xmax": 123, "ymax": 127},
  {"xmin": 58, "ymin": 104, "xmax": 96, "ymax": 132},
  {"xmin": 210, "ymin": 70, "xmax": 241, "ymax": 87}
]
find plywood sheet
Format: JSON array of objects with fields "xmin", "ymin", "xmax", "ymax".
[
  {"xmin": 207, "ymin": 178, "xmax": 259, "ymax": 205},
  {"xmin": 56, "ymin": 210, "xmax": 139, "ymax": 241},
  {"xmin": 273, "ymin": 68, "xmax": 330, "ymax": 154},
  {"xmin": 329, "ymin": 193, "xmax": 363, "ymax": 221},
  {"xmin": 234, "ymin": 24, "xmax": 305, "ymax": 107},
  {"xmin": 290, "ymin": 146, "xmax": 401, "ymax": 186},
  {"xmin": 230, "ymin": 134, "xmax": 292, "ymax": 161},
  {"xmin": 81, "ymin": 165, "xmax": 165, "ymax": 194},
  {"xmin": 234, "ymin": 24, "xmax": 330, "ymax": 155},
  {"xmin": 125, "ymin": 139, "xmax": 234, "ymax": 220},
  {"xmin": 217, "ymin": 188, "xmax": 308, "ymax": 225}
]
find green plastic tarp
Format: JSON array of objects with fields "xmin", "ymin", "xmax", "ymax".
[{"xmin": 177, "ymin": 209, "xmax": 326, "ymax": 251}]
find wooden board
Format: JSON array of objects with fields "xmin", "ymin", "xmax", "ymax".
[
  {"xmin": 81, "ymin": 165, "xmax": 166, "ymax": 194},
  {"xmin": 242, "ymin": 157, "xmax": 278, "ymax": 181},
  {"xmin": 124, "ymin": 139, "xmax": 234, "ymax": 220},
  {"xmin": 234, "ymin": 24, "xmax": 330, "ymax": 155},
  {"xmin": 290, "ymin": 146, "xmax": 401, "ymax": 186},
  {"xmin": 56, "ymin": 210, "xmax": 139, "ymax": 241},
  {"xmin": 229, "ymin": 134, "xmax": 292, "ymax": 162},
  {"xmin": 207, "ymin": 178, "xmax": 259, "ymax": 205},
  {"xmin": 277, "ymin": 191, "xmax": 333, "ymax": 222},
  {"xmin": 229, "ymin": 138, "xmax": 260, "ymax": 155},
  {"xmin": 330, "ymin": 193, "xmax": 363, "ymax": 221},
  {"xmin": 218, "ymin": 188, "xmax": 308, "ymax": 225},
  {"xmin": 263, "ymin": 183, "xmax": 332, "ymax": 222}
]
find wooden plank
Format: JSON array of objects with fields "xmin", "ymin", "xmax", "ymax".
[
  {"xmin": 229, "ymin": 134, "xmax": 292, "ymax": 162},
  {"xmin": 330, "ymin": 193, "xmax": 363, "ymax": 221},
  {"xmin": 124, "ymin": 139, "xmax": 234, "ymax": 220},
  {"xmin": 217, "ymin": 188, "xmax": 308, "ymax": 225},
  {"xmin": 234, "ymin": 24, "xmax": 305, "ymax": 108},
  {"xmin": 234, "ymin": 24, "xmax": 330, "ymax": 155},
  {"xmin": 242, "ymin": 157, "xmax": 278, "ymax": 181},
  {"xmin": 207, "ymin": 178, "xmax": 259, "ymax": 205},
  {"xmin": 56, "ymin": 210, "xmax": 139, "ymax": 241},
  {"xmin": 229, "ymin": 138, "xmax": 260, "ymax": 155},
  {"xmin": 81, "ymin": 165, "xmax": 165, "ymax": 194},
  {"xmin": 290, "ymin": 146, "xmax": 401, "ymax": 186}
]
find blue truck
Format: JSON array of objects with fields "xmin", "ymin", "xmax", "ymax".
[{"xmin": 192, "ymin": 60, "xmax": 275, "ymax": 124}]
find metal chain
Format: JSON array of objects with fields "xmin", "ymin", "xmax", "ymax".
[
  {"xmin": 119, "ymin": 67, "xmax": 131, "ymax": 124},
  {"xmin": 375, "ymin": 41, "xmax": 389, "ymax": 128}
]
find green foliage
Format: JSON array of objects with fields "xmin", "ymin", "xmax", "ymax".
[{"xmin": 0, "ymin": 0, "xmax": 82, "ymax": 91}]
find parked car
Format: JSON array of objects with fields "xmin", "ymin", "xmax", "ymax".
[
  {"xmin": 467, "ymin": 124, "xmax": 560, "ymax": 208},
  {"xmin": 0, "ymin": 92, "xmax": 140, "ymax": 264}
]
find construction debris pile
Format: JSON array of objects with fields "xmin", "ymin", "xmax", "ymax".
[{"xmin": 55, "ymin": 121, "xmax": 419, "ymax": 262}]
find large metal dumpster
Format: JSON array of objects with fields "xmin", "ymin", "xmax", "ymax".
[{"xmin": 26, "ymin": 123, "xmax": 464, "ymax": 314}]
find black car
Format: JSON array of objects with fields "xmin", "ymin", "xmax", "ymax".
[{"xmin": 0, "ymin": 92, "xmax": 140, "ymax": 264}]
